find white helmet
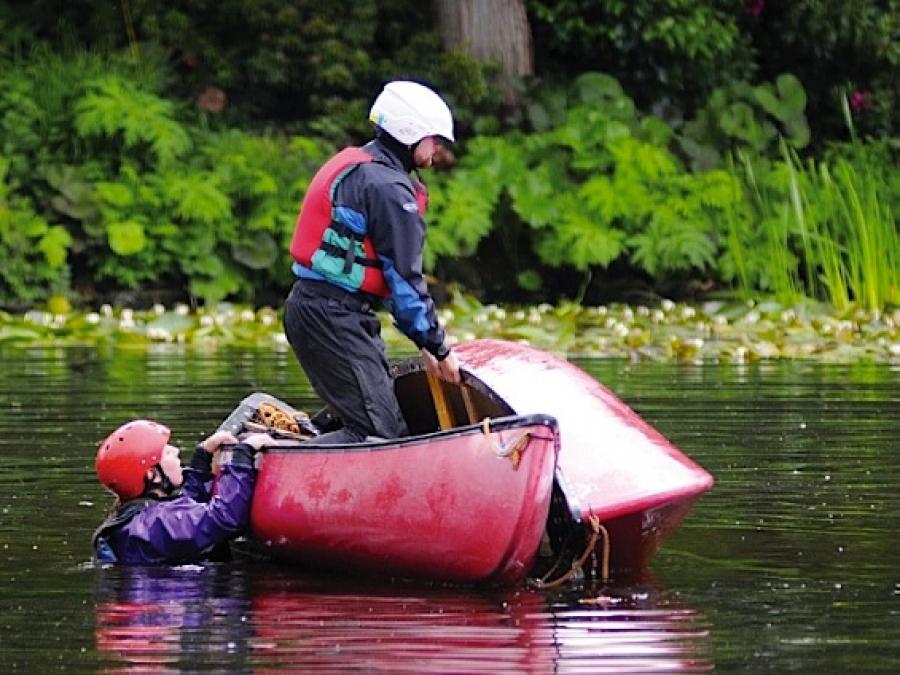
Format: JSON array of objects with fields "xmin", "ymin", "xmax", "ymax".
[{"xmin": 369, "ymin": 80, "xmax": 455, "ymax": 145}]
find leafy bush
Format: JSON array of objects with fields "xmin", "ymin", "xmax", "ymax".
[
  {"xmin": 77, "ymin": 82, "xmax": 333, "ymax": 305},
  {"xmin": 0, "ymin": 45, "xmax": 335, "ymax": 307},
  {"xmin": 527, "ymin": 0, "xmax": 756, "ymax": 116},
  {"xmin": 678, "ymin": 74, "xmax": 810, "ymax": 171},
  {"xmin": 0, "ymin": 159, "xmax": 72, "ymax": 307},
  {"xmin": 427, "ymin": 73, "xmax": 744, "ymax": 298},
  {"xmin": 745, "ymin": 0, "xmax": 900, "ymax": 143}
]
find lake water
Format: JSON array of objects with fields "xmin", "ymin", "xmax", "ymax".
[{"xmin": 1, "ymin": 345, "xmax": 898, "ymax": 673}]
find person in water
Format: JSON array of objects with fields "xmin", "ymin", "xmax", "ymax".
[{"xmin": 92, "ymin": 419, "xmax": 271, "ymax": 565}]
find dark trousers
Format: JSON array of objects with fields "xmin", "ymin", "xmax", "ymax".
[{"xmin": 283, "ymin": 280, "xmax": 409, "ymax": 443}]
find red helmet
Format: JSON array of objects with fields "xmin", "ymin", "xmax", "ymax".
[{"xmin": 96, "ymin": 420, "xmax": 171, "ymax": 500}]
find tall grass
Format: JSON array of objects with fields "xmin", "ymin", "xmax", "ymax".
[
  {"xmin": 785, "ymin": 142, "xmax": 898, "ymax": 312},
  {"xmin": 723, "ymin": 154, "xmax": 752, "ymax": 299},
  {"xmin": 727, "ymin": 150, "xmax": 804, "ymax": 304},
  {"xmin": 729, "ymin": 117, "xmax": 898, "ymax": 312}
]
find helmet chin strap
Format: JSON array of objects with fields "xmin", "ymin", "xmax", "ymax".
[{"xmin": 147, "ymin": 465, "xmax": 177, "ymax": 495}]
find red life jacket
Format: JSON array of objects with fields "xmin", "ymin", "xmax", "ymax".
[{"xmin": 289, "ymin": 147, "xmax": 428, "ymax": 297}]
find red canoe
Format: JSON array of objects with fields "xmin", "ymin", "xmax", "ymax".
[
  {"xmin": 223, "ymin": 338, "xmax": 713, "ymax": 584},
  {"xmin": 222, "ymin": 391, "xmax": 560, "ymax": 586}
]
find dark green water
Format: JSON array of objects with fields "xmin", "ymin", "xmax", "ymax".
[{"xmin": 1, "ymin": 346, "xmax": 898, "ymax": 673}]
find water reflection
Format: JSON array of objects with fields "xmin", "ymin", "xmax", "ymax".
[
  {"xmin": 93, "ymin": 564, "xmax": 712, "ymax": 673},
  {"xmin": 94, "ymin": 565, "xmax": 254, "ymax": 672},
  {"xmin": 547, "ymin": 584, "xmax": 713, "ymax": 673}
]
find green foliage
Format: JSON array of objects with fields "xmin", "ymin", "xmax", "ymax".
[
  {"xmin": 0, "ymin": 76, "xmax": 46, "ymax": 171},
  {"xmin": 723, "ymin": 150, "xmax": 807, "ymax": 301},
  {"xmin": 74, "ymin": 77, "xmax": 192, "ymax": 167},
  {"xmin": 430, "ymin": 72, "xmax": 745, "ymax": 294},
  {"xmin": 726, "ymin": 138, "xmax": 900, "ymax": 311},
  {"xmin": 45, "ymin": 165, "xmax": 99, "ymax": 223},
  {"xmin": 745, "ymin": 0, "xmax": 900, "ymax": 142},
  {"xmin": 789, "ymin": 146, "xmax": 899, "ymax": 311},
  {"xmin": 0, "ymin": 158, "xmax": 72, "ymax": 305},
  {"xmin": 86, "ymin": 128, "xmax": 333, "ymax": 305},
  {"xmin": 3, "ymin": 0, "xmax": 484, "ymax": 134},
  {"xmin": 0, "ymin": 43, "xmax": 337, "ymax": 307},
  {"xmin": 2, "ymin": 5, "xmax": 900, "ymax": 313},
  {"xmin": 201, "ymin": 131, "xmax": 334, "ymax": 296},
  {"xmin": 426, "ymin": 135, "xmax": 521, "ymax": 266},
  {"xmin": 92, "ymin": 163, "xmax": 233, "ymax": 283},
  {"xmin": 527, "ymin": 0, "xmax": 756, "ymax": 114},
  {"xmin": 679, "ymin": 75, "xmax": 810, "ymax": 172},
  {"xmin": 626, "ymin": 171, "xmax": 734, "ymax": 277}
]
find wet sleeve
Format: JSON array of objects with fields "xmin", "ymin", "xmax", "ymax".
[
  {"xmin": 181, "ymin": 445, "xmax": 214, "ymax": 503},
  {"xmin": 118, "ymin": 456, "xmax": 257, "ymax": 564}
]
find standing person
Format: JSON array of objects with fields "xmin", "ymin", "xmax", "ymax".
[
  {"xmin": 92, "ymin": 419, "xmax": 271, "ymax": 565},
  {"xmin": 284, "ymin": 80, "xmax": 461, "ymax": 444}
]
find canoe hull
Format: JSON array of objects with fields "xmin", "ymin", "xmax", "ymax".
[
  {"xmin": 246, "ymin": 412, "xmax": 559, "ymax": 585},
  {"xmin": 456, "ymin": 339, "xmax": 714, "ymax": 576}
]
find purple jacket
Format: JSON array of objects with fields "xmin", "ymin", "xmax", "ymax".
[{"xmin": 93, "ymin": 444, "xmax": 257, "ymax": 565}]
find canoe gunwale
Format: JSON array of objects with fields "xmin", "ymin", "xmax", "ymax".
[{"xmin": 259, "ymin": 412, "xmax": 559, "ymax": 454}]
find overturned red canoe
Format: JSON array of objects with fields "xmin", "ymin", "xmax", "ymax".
[{"xmin": 454, "ymin": 339, "xmax": 714, "ymax": 575}]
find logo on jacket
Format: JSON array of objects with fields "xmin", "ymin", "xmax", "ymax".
[{"xmin": 402, "ymin": 201, "xmax": 419, "ymax": 213}]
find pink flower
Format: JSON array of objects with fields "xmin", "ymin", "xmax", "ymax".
[
  {"xmin": 849, "ymin": 91, "xmax": 872, "ymax": 114},
  {"xmin": 746, "ymin": 0, "xmax": 765, "ymax": 17}
]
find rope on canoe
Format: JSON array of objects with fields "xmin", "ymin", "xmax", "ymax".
[
  {"xmin": 239, "ymin": 400, "xmax": 317, "ymax": 440},
  {"xmin": 535, "ymin": 515, "xmax": 610, "ymax": 588},
  {"xmin": 481, "ymin": 417, "xmax": 530, "ymax": 469}
]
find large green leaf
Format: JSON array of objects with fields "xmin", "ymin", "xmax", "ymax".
[
  {"xmin": 509, "ymin": 164, "xmax": 560, "ymax": 228},
  {"xmin": 107, "ymin": 220, "xmax": 146, "ymax": 256},
  {"xmin": 38, "ymin": 225, "xmax": 73, "ymax": 268}
]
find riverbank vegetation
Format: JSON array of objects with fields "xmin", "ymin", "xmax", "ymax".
[
  {"xmin": 0, "ymin": 1, "xmax": 897, "ymax": 359},
  {"xmin": 4, "ymin": 295, "xmax": 898, "ymax": 363}
]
